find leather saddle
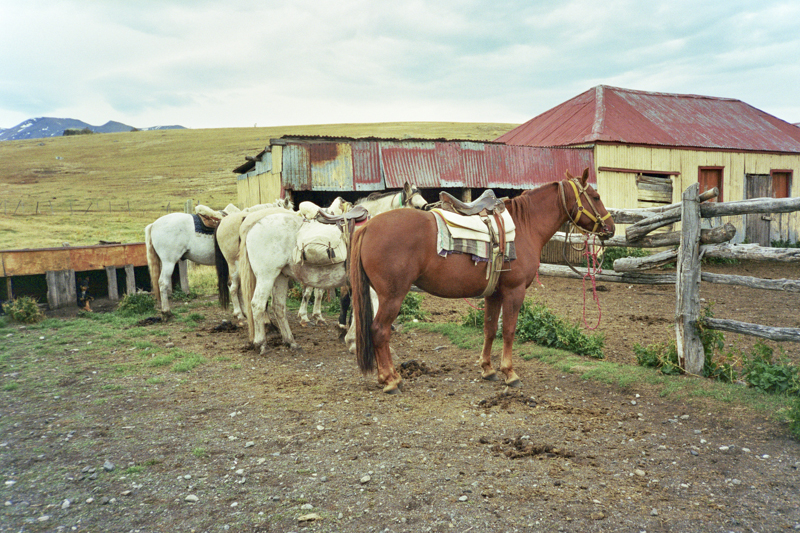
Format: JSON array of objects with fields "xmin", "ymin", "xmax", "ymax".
[
  {"xmin": 315, "ymin": 205, "xmax": 370, "ymax": 225},
  {"xmin": 439, "ymin": 189, "xmax": 505, "ymax": 216}
]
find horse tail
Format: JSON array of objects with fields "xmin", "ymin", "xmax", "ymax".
[
  {"xmin": 145, "ymin": 224, "xmax": 161, "ymax": 303},
  {"xmin": 350, "ymin": 227, "xmax": 375, "ymax": 374},
  {"xmin": 213, "ymin": 228, "xmax": 230, "ymax": 309},
  {"xmin": 238, "ymin": 231, "xmax": 256, "ymax": 341}
]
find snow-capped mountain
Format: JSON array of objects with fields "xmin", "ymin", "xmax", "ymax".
[{"xmin": 0, "ymin": 117, "xmax": 185, "ymax": 141}]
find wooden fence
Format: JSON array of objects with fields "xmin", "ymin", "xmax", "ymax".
[{"xmin": 543, "ymin": 184, "xmax": 800, "ymax": 374}]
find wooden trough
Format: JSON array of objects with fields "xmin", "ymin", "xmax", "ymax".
[{"xmin": 1, "ymin": 242, "xmax": 149, "ymax": 309}]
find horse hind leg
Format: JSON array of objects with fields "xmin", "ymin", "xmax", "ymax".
[
  {"xmin": 311, "ymin": 288, "xmax": 327, "ymax": 325},
  {"xmin": 371, "ymin": 294, "xmax": 404, "ymax": 394},
  {"xmin": 298, "ymin": 286, "xmax": 314, "ymax": 326},
  {"xmin": 269, "ymin": 275, "xmax": 299, "ymax": 350},
  {"xmin": 158, "ymin": 262, "xmax": 176, "ymax": 317},
  {"xmin": 229, "ymin": 260, "xmax": 246, "ymax": 321}
]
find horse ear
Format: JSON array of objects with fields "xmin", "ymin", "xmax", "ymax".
[
  {"xmin": 565, "ymin": 170, "xmax": 574, "ymax": 180},
  {"xmin": 580, "ymin": 168, "xmax": 589, "ymax": 185},
  {"xmin": 404, "ymin": 182, "xmax": 412, "ymax": 194}
]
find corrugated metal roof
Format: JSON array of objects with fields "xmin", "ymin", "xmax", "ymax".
[
  {"xmin": 496, "ymin": 85, "xmax": 800, "ymax": 153},
  {"xmin": 273, "ymin": 139, "xmax": 594, "ymax": 191}
]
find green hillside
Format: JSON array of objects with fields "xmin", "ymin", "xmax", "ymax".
[{"xmin": 0, "ymin": 122, "xmax": 517, "ymax": 249}]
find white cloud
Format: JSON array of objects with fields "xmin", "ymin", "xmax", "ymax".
[{"xmin": 1, "ymin": 0, "xmax": 798, "ymax": 129}]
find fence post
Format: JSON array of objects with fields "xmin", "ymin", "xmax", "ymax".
[{"xmin": 675, "ymin": 183, "xmax": 704, "ymax": 374}]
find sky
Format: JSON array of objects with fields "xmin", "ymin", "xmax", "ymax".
[{"xmin": 1, "ymin": 0, "xmax": 799, "ymax": 130}]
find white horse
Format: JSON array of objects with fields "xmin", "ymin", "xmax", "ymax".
[
  {"xmin": 145, "ymin": 205, "xmax": 229, "ymax": 316},
  {"xmin": 214, "ymin": 198, "xmax": 340, "ymax": 323},
  {"xmin": 239, "ymin": 184, "xmax": 426, "ymax": 353}
]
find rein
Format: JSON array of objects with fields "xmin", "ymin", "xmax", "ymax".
[
  {"xmin": 580, "ymin": 235, "xmax": 603, "ymax": 330},
  {"xmin": 557, "ymin": 178, "xmax": 610, "ymax": 330}
]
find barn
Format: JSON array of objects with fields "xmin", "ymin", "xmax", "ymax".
[
  {"xmin": 233, "ymin": 137, "xmax": 596, "ymax": 208},
  {"xmin": 497, "ymin": 85, "xmax": 800, "ymax": 245}
]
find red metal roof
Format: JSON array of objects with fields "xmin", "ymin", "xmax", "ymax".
[
  {"xmin": 496, "ymin": 85, "xmax": 800, "ymax": 153},
  {"xmin": 274, "ymin": 139, "xmax": 595, "ymax": 192}
]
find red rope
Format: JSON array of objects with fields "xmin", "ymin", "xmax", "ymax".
[{"xmin": 581, "ymin": 235, "xmax": 603, "ymax": 330}]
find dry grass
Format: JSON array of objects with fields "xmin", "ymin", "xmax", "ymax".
[{"xmin": 0, "ymin": 122, "xmax": 516, "ymax": 249}]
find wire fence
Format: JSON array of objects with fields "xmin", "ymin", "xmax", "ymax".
[{"xmin": 1, "ymin": 199, "xmax": 194, "ymax": 216}]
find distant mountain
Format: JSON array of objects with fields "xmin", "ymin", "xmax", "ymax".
[{"xmin": 0, "ymin": 117, "xmax": 185, "ymax": 141}]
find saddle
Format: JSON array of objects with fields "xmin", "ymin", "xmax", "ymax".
[
  {"xmin": 314, "ymin": 205, "xmax": 370, "ymax": 225},
  {"xmin": 439, "ymin": 189, "xmax": 505, "ymax": 216}
]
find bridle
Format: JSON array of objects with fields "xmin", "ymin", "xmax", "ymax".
[
  {"xmin": 558, "ymin": 177, "xmax": 612, "ymax": 329},
  {"xmin": 558, "ymin": 178, "xmax": 612, "ymax": 236},
  {"xmin": 400, "ymin": 186, "xmax": 425, "ymax": 208}
]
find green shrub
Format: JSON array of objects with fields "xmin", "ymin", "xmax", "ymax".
[
  {"xmin": 397, "ymin": 292, "xmax": 428, "ymax": 323},
  {"xmin": 1, "ymin": 296, "xmax": 45, "ymax": 323},
  {"xmin": 789, "ymin": 398, "xmax": 800, "ymax": 439},
  {"xmin": 461, "ymin": 304, "xmax": 485, "ymax": 329},
  {"xmin": 515, "ymin": 301, "xmax": 605, "ymax": 359},
  {"xmin": 594, "ymin": 247, "xmax": 651, "ymax": 271},
  {"xmin": 634, "ymin": 340, "xmax": 682, "ymax": 375},
  {"xmin": 741, "ymin": 343, "xmax": 800, "ymax": 396},
  {"xmin": 116, "ymin": 291, "xmax": 157, "ymax": 316}
]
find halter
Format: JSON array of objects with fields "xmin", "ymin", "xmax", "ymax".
[
  {"xmin": 558, "ymin": 178, "xmax": 612, "ymax": 236},
  {"xmin": 399, "ymin": 186, "xmax": 425, "ymax": 208}
]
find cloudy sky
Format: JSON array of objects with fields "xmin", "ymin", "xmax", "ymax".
[{"xmin": 1, "ymin": 0, "xmax": 798, "ymax": 130}]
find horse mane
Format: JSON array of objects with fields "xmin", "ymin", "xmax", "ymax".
[
  {"xmin": 505, "ymin": 183, "xmax": 561, "ymax": 230},
  {"xmin": 355, "ymin": 190, "xmax": 398, "ymax": 204}
]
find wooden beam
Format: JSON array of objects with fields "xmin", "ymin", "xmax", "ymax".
[
  {"xmin": 106, "ymin": 266, "xmax": 119, "ymax": 301},
  {"xmin": 701, "ymin": 243, "xmax": 800, "ymax": 262},
  {"xmin": 675, "ymin": 183, "xmax": 704, "ymax": 375},
  {"xmin": 703, "ymin": 318, "xmax": 800, "ymax": 343},
  {"xmin": 538, "ymin": 263, "xmax": 675, "ymax": 284},
  {"xmin": 700, "ymin": 272, "xmax": 800, "ymax": 292},
  {"xmin": 125, "ymin": 264, "xmax": 136, "ymax": 294},
  {"xmin": 178, "ymin": 260, "xmax": 189, "ymax": 293}
]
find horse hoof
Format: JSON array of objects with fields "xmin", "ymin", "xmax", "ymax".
[
  {"xmin": 481, "ymin": 372, "xmax": 499, "ymax": 381},
  {"xmin": 505, "ymin": 378, "xmax": 522, "ymax": 388},
  {"xmin": 383, "ymin": 385, "xmax": 401, "ymax": 394}
]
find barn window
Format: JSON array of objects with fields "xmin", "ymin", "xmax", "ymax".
[
  {"xmin": 699, "ymin": 167, "xmax": 724, "ymax": 202},
  {"xmin": 636, "ymin": 173, "xmax": 673, "ymax": 208},
  {"xmin": 771, "ymin": 170, "xmax": 792, "ymax": 198}
]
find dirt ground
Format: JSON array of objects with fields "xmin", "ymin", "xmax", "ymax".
[{"xmin": 2, "ymin": 260, "xmax": 800, "ymax": 532}]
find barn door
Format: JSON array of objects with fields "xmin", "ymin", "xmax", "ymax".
[{"xmin": 745, "ymin": 174, "xmax": 771, "ymax": 246}]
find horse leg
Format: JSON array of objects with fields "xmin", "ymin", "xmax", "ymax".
[
  {"xmin": 270, "ymin": 275, "xmax": 299, "ymax": 350},
  {"xmin": 372, "ymin": 294, "xmax": 404, "ymax": 393},
  {"xmin": 478, "ymin": 295, "xmax": 503, "ymax": 381},
  {"xmin": 338, "ymin": 289, "xmax": 351, "ymax": 332},
  {"xmin": 229, "ymin": 259, "xmax": 245, "ymax": 321},
  {"xmin": 298, "ymin": 286, "xmax": 313, "ymax": 326},
  {"xmin": 311, "ymin": 288, "xmax": 326, "ymax": 325},
  {"xmin": 346, "ymin": 287, "xmax": 378, "ymax": 353},
  {"xmin": 250, "ymin": 272, "xmax": 276, "ymax": 354},
  {"xmin": 158, "ymin": 262, "xmax": 176, "ymax": 317},
  {"xmin": 498, "ymin": 291, "xmax": 525, "ymax": 387}
]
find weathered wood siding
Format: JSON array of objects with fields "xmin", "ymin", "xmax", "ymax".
[
  {"xmin": 237, "ymin": 146, "xmax": 283, "ymax": 208},
  {"xmin": 595, "ymin": 145, "xmax": 800, "ymax": 244}
]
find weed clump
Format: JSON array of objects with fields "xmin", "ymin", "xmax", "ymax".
[
  {"xmin": 116, "ymin": 291, "xmax": 157, "ymax": 316},
  {"xmin": 2, "ymin": 296, "xmax": 45, "ymax": 323}
]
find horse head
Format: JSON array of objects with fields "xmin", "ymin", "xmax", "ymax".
[
  {"xmin": 560, "ymin": 168, "xmax": 615, "ymax": 239},
  {"xmin": 402, "ymin": 182, "xmax": 427, "ymax": 209}
]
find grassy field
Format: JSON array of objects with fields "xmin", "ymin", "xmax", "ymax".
[{"xmin": 0, "ymin": 122, "xmax": 517, "ymax": 249}]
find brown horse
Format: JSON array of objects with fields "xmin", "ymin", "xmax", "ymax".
[{"xmin": 350, "ymin": 169, "xmax": 615, "ymax": 393}]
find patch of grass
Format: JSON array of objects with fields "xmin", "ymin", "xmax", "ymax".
[
  {"xmin": 192, "ymin": 448, "xmax": 207, "ymax": 458},
  {"xmin": 172, "ymin": 353, "xmax": 206, "ymax": 373},
  {"xmin": 147, "ymin": 353, "xmax": 179, "ymax": 368},
  {"xmin": 3, "ymin": 382, "xmax": 19, "ymax": 391},
  {"xmin": 124, "ymin": 465, "xmax": 145, "ymax": 475}
]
